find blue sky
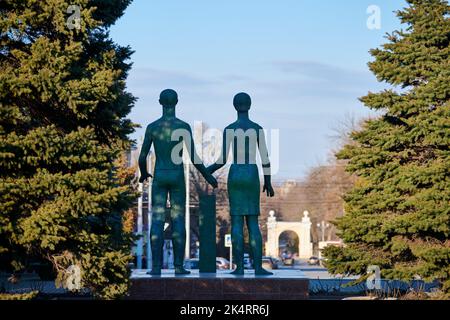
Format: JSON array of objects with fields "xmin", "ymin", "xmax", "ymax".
[{"xmin": 110, "ymin": 0, "xmax": 407, "ymax": 179}]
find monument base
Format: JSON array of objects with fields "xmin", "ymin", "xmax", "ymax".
[{"xmin": 128, "ymin": 270, "xmax": 309, "ymax": 300}]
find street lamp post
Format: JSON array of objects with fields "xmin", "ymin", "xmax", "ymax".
[
  {"xmin": 317, "ymin": 220, "xmax": 330, "ymax": 242},
  {"xmin": 135, "ymin": 138, "xmax": 144, "ymax": 270},
  {"xmin": 184, "ymin": 158, "xmax": 190, "ymax": 260}
]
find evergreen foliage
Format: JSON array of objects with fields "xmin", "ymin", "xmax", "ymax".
[
  {"xmin": 324, "ymin": 0, "xmax": 450, "ymax": 294},
  {"xmin": 0, "ymin": 0, "xmax": 137, "ymax": 299}
]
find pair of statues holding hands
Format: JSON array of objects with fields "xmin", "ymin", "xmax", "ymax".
[{"xmin": 139, "ymin": 89, "xmax": 274, "ymax": 276}]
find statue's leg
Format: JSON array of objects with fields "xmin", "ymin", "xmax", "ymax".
[
  {"xmin": 148, "ymin": 182, "xmax": 167, "ymax": 275},
  {"xmin": 231, "ymin": 215, "xmax": 245, "ymax": 275},
  {"xmin": 170, "ymin": 184, "xmax": 190, "ymax": 275},
  {"xmin": 247, "ymin": 216, "xmax": 273, "ymax": 276}
]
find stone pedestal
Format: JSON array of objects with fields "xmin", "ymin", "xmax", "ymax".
[{"xmin": 128, "ymin": 270, "xmax": 309, "ymax": 300}]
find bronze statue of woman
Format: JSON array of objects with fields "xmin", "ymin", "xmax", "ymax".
[{"xmin": 207, "ymin": 92, "xmax": 275, "ymax": 275}]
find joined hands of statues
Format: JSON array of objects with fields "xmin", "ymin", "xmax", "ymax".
[
  {"xmin": 205, "ymin": 166, "xmax": 219, "ymax": 189},
  {"xmin": 138, "ymin": 172, "xmax": 153, "ymax": 183},
  {"xmin": 206, "ymin": 166, "xmax": 214, "ymax": 175},
  {"xmin": 206, "ymin": 174, "xmax": 218, "ymax": 189}
]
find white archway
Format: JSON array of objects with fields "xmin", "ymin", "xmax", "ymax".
[
  {"xmin": 265, "ymin": 210, "xmax": 313, "ymax": 259},
  {"xmin": 278, "ymin": 230, "xmax": 300, "ymax": 256}
]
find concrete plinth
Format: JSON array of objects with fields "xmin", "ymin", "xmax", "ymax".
[{"xmin": 128, "ymin": 270, "xmax": 309, "ymax": 300}]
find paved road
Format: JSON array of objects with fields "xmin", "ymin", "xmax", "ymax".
[{"xmin": 276, "ymin": 260, "xmax": 358, "ymax": 280}]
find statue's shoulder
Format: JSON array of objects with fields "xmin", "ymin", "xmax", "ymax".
[
  {"xmin": 225, "ymin": 122, "xmax": 238, "ymax": 130},
  {"xmin": 145, "ymin": 118, "xmax": 162, "ymax": 132},
  {"xmin": 173, "ymin": 118, "xmax": 191, "ymax": 130},
  {"xmin": 250, "ymin": 120, "xmax": 263, "ymax": 130}
]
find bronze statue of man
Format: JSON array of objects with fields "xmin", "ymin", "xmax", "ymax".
[
  {"xmin": 139, "ymin": 89, "xmax": 218, "ymax": 275},
  {"xmin": 207, "ymin": 92, "xmax": 275, "ymax": 275}
]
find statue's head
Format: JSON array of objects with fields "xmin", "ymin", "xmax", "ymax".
[
  {"xmin": 233, "ymin": 92, "xmax": 251, "ymax": 112},
  {"xmin": 159, "ymin": 89, "xmax": 178, "ymax": 107}
]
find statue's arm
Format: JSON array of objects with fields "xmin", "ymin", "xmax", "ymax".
[
  {"xmin": 185, "ymin": 125, "xmax": 218, "ymax": 188},
  {"xmin": 207, "ymin": 128, "xmax": 232, "ymax": 174},
  {"xmin": 257, "ymin": 128, "xmax": 275, "ymax": 197},
  {"xmin": 138, "ymin": 124, "xmax": 153, "ymax": 183}
]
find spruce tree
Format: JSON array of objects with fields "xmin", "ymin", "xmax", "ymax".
[
  {"xmin": 324, "ymin": 0, "xmax": 450, "ymax": 294},
  {"xmin": 0, "ymin": 0, "xmax": 137, "ymax": 298}
]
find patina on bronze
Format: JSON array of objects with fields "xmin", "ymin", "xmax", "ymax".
[
  {"xmin": 139, "ymin": 89, "xmax": 218, "ymax": 275},
  {"xmin": 208, "ymin": 92, "xmax": 275, "ymax": 276}
]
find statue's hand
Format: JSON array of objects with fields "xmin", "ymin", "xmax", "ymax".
[
  {"xmin": 263, "ymin": 183, "xmax": 275, "ymax": 197},
  {"xmin": 139, "ymin": 173, "xmax": 153, "ymax": 183},
  {"xmin": 205, "ymin": 174, "xmax": 218, "ymax": 189}
]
